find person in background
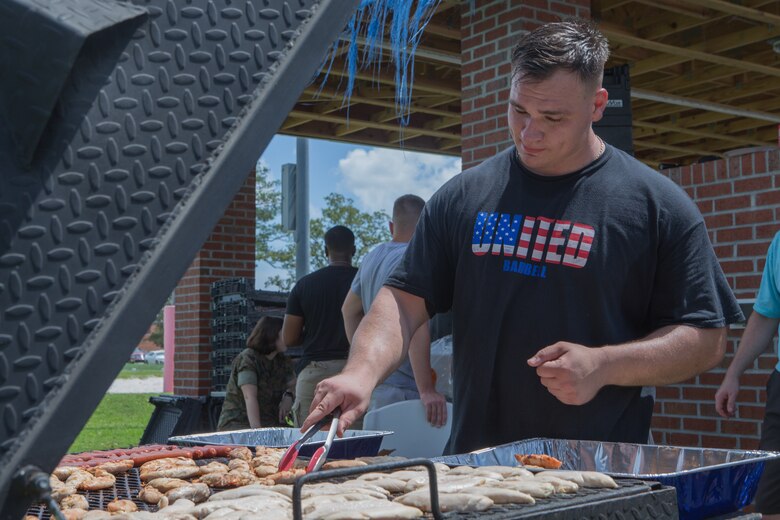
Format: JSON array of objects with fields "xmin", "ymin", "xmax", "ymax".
[
  {"xmin": 342, "ymin": 194, "xmax": 448, "ymax": 427},
  {"xmin": 715, "ymin": 231, "xmax": 780, "ymax": 520},
  {"xmin": 301, "ymin": 19, "xmax": 742, "ymax": 453},
  {"xmin": 283, "ymin": 225, "xmax": 358, "ymax": 427},
  {"xmin": 218, "ymin": 316, "xmax": 295, "ymax": 430}
]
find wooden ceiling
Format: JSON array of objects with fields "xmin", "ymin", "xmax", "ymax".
[
  {"xmin": 596, "ymin": 0, "xmax": 780, "ymax": 167},
  {"xmin": 281, "ymin": 1, "xmax": 780, "ymax": 167},
  {"xmin": 280, "ymin": 1, "xmax": 462, "ymax": 157}
]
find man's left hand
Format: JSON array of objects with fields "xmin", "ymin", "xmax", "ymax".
[
  {"xmin": 420, "ymin": 390, "xmax": 448, "ymax": 428},
  {"xmin": 528, "ymin": 342, "xmax": 605, "ymax": 405},
  {"xmin": 279, "ymin": 394, "xmax": 293, "ymax": 424}
]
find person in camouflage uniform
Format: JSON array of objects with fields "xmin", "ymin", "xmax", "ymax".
[{"xmin": 218, "ymin": 316, "xmax": 295, "ymax": 430}]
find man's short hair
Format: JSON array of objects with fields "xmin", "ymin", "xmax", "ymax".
[
  {"xmin": 392, "ymin": 194, "xmax": 425, "ymax": 230},
  {"xmin": 511, "ymin": 19, "xmax": 610, "ymax": 88},
  {"xmin": 324, "ymin": 225, "xmax": 355, "ymax": 255}
]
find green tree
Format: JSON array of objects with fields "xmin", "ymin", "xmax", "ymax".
[
  {"xmin": 255, "ymin": 166, "xmax": 391, "ymax": 291},
  {"xmin": 309, "ymin": 193, "xmax": 390, "ymax": 269}
]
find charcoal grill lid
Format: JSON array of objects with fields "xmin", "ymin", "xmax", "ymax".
[
  {"xmin": 0, "ymin": 0, "xmax": 360, "ymax": 518},
  {"xmin": 0, "ymin": 0, "xmax": 147, "ymax": 166}
]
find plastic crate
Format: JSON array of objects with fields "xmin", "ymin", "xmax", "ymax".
[
  {"xmin": 210, "ymin": 277, "xmax": 251, "ymax": 298},
  {"xmin": 212, "ymin": 315, "xmax": 251, "ymax": 334},
  {"xmin": 211, "ymin": 331, "xmax": 248, "ymax": 346},
  {"xmin": 250, "ymin": 307, "xmax": 284, "ymax": 320},
  {"xmin": 211, "ymin": 293, "xmax": 246, "ymax": 308},
  {"xmin": 211, "ymin": 348, "xmax": 243, "ymax": 371},
  {"xmin": 212, "ymin": 335, "xmax": 248, "ymax": 351},
  {"xmin": 140, "ymin": 395, "xmax": 205, "ymax": 445},
  {"xmin": 249, "ymin": 289, "xmax": 289, "ymax": 307},
  {"xmin": 211, "ymin": 366, "xmax": 232, "ymax": 392},
  {"xmin": 211, "ymin": 298, "xmax": 250, "ymax": 316}
]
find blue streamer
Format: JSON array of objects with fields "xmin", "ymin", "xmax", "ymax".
[{"xmin": 314, "ymin": 0, "xmax": 443, "ymax": 136}]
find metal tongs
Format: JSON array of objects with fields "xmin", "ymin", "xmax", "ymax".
[{"xmin": 278, "ymin": 408, "xmax": 341, "ymax": 473}]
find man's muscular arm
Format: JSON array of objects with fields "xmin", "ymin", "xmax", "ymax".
[{"xmin": 301, "ymin": 287, "xmax": 429, "ymax": 434}]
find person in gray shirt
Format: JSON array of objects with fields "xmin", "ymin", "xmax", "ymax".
[{"xmin": 342, "ymin": 194, "xmax": 448, "ymax": 427}]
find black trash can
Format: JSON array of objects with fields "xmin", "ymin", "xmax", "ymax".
[{"xmin": 140, "ymin": 395, "xmax": 206, "ymax": 445}]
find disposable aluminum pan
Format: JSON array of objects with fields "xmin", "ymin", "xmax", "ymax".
[
  {"xmin": 170, "ymin": 428, "xmax": 392, "ymax": 460},
  {"xmin": 434, "ymin": 438, "xmax": 780, "ymax": 520}
]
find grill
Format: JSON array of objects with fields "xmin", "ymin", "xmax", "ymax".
[
  {"xmin": 291, "ymin": 458, "xmax": 677, "ymax": 520},
  {"xmin": 26, "ymin": 469, "xmax": 155, "ymax": 518},
  {"xmin": 0, "ymin": 0, "xmax": 360, "ymax": 517},
  {"xmin": 25, "ymin": 456, "xmax": 677, "ymax": 519}
]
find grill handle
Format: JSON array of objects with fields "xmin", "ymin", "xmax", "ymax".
[
  {"xmin": 14, "ymin": 465, "xmax": 66, "ymax": 520},
  {"xmin": 291, "ymin": 457, "xmax": 444, "ymax": 520}
]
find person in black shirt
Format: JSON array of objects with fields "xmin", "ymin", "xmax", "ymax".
[
  {"xmin": 301, "ymin": 20, "xmax": 743, "ymax": 453},
  {"xmin": 283, "ymin": 225, "xmax": 358, "ymax": 427}
]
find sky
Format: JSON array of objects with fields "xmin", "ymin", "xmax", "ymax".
[{"xmin": 254, "ymin": 136, "xmax": 462, "ymax": 288}]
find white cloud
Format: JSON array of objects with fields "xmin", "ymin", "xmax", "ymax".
[{"xmin": 338, "ymin": 149, "xmax": 461, "ymax": 214}]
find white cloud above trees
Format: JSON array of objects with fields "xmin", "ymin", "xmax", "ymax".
[{"xmin": 338, "ymin": 148, "xmax": 461, "ymax": 213}]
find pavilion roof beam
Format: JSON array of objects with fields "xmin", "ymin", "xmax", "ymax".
[
  {"xmin": 633, "ymin": 139, "xmax": 726, "ymax": 158},
  {"xmin": 282, "ymin": 127, "xmax": 460, "ymax": 157},
  {"xmin": 632, "ymin": 0, "xmax": 710, "ymax": 19},
  {"xmin": 597, "ymin": 0, "xmax": 635, "ymax": 11},
  {"xmin": 680, "ymin": 0, "xmax": 780, "ymax": 26},
  {"xmin": 439, "ymin": 139, "xmax": 461, "ymax": 151},
  {"xmin": 600, "ymin": 22, "xmax": 780, "ymax": 77},
  {"xmin": 323, "ymin": 60, "xmax": 461, "ymax": 97},
  {"xmin": 632, "ymin": 87, "xmax": 780, "ymax": 123},
  {"xmin": 289, "ymin": 110, "xmax": 460, "ymax": 140},
  {"xmin": 341, "ymin": 36, "xmax": 461, "ymax": 66},
  {"xmin": 666, "ymin": 78, "xmax": 780, "ymax": 106},
  {"xmin": 632, "ymin": 121, "xmax": 771, "ymax": 148},
  {"xmin": 634, "ymin": 0, "xmax": 779, "ymax": 40},
  {"xmin": 647, "ymin": 115, "xmax": 780, "ymax": 148},
  {"xmin": 301, "ymin": 86, "xmax": 460, "ymax": 119}
]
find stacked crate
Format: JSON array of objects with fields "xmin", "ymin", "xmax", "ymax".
[{"xmin": 210, "ymin": 278, "xmax": 290, "ymax": 392}]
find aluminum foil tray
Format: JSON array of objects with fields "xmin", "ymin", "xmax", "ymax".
[
  {"xmin": 434, "ymin": 438, "xmax": 780, "ymax": 520},
  {"xmin": 170, "ymin": 428, "xmax": 391, "ymax": 459}
]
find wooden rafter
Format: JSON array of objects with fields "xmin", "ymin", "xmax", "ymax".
[
  {"xmin": 633, "ymin": 121, "xmax": 771, "ymax": 148},
  {"xmin": 281, "ymin": 0, "xmax": 780, "ymax": 166},
  {"xmin": 601, "ymin": 22, "xmax": 780, "ymax": 78},
  {"xmin": 680, "ymin": 0, "xmax": 780, "ymax": 26},
  {"xmin": 628, "ymin": 25, "xmax": 780, "ymax": 77},
  {"xmin": 289, "ymin": 110, "xmax": 459, "ymax": 140}
]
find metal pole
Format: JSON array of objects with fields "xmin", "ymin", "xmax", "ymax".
[{"xmin": 295, "ymin": 138, "xmax": 310, "ymax": 279}]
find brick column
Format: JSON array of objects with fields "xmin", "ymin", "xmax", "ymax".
[
  {"xmin": 173, "ymin": 171, "xmax": 257, "ymax": 396},
  {"xmin": 654, "ymin": 149, "xmax": 780, "ymax": 449},
  {"xmin": 461, "ymin": 0, "xmax": 591, "ymax": 171}
]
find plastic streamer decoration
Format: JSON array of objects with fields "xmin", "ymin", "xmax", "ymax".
[{"xmin": 315, "ymin": 0, "xmax": 443, "ymax": 129}]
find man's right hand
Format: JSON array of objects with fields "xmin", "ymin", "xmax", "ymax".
[
  {"xmin": 715, "ymin": 374, "xmax": 739, "ymax": 418},
  {"xmin": 300, "ymin": 372, "xmax": 373, "ymax": 436},
  {"xmin": 420, "ymin": 390, "xmax": 448, "ymax": 428}
]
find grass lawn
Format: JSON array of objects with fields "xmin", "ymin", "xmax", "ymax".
[
  {"xmin": 116, "ymin": 362, "xmax": 163, "ymax": 379},
  {"xmin": 69, "ymin": 393, "xmax": 158, "ymax": 453}
]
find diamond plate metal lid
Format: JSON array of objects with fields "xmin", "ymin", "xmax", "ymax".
[
  {"xmin": 0, "ymin": 0, "xmax": 359, "ymax": 517},
  {"xmin": 0, "ymin": 0, "xmax": 148, "ymax": 166}
]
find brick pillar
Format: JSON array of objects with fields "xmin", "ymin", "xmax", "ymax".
[
  {"xmin": 653, "ymin": 149, "xmax": 780, "ymax": 449},
  {"xmin": 173, "ymin": 171, "xmax": 257, "ymax": 396},
  {"xmin": 461, "ymin": 0, "xmax": 591, "ymax": 171}
]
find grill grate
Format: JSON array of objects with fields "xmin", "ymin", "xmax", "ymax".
[
  {"xmin": 438, "ymin": 479, "xmax": 677, "ymax": 519},
  {"xmin": 291, "ymin": 459, "xmax": 678, "ymax": 520},
  {"xmin": 26, "ymin": 469, "xmax": 155, "ymax": 518},
  {"xmin": 25, "ymin": 459, "xmax": 677, "ymax": 519}
]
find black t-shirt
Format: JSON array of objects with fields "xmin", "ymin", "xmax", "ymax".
[
  {"xmin": 286, "ymin": 265, "xmax": 357, "ymax": 368},
  {"xmin": 386, "ymin": 145, "xmax": 743, "ymax": 454}
]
